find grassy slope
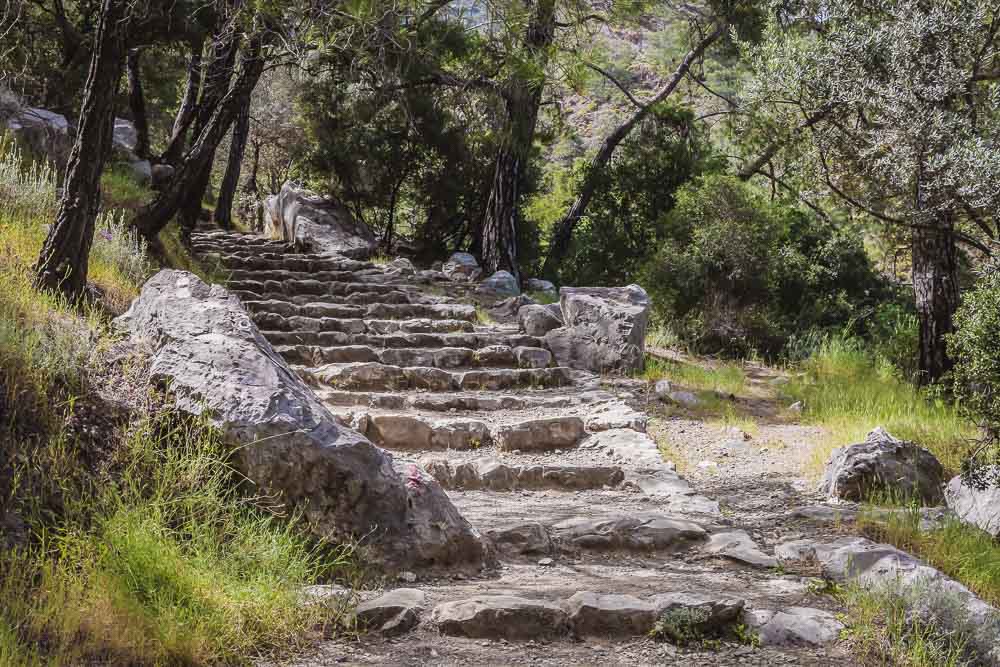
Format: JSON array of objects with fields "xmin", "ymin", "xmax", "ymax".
[{"xmin": 0, "ymin": 146, "xmax": 350, "ymax": 664}]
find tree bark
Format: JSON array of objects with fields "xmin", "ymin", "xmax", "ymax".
[
  {"xmin": 161, "ymin": 36, "xmax": 205, "ymax": 165},
  {"xmin": 214, "ymin": 99, "xmax": 250, "ymax": 229},
  {"xmin": 239, "ymin": 138, "xmax": 262, "ymax": 230},
  {"xmin": 480, "ymin": 0, "xmax": 555, "ymax": 281},
  {"xmin": 132, "ymin": 31, "xmax": 266, "ymax": 240},
  {"xmin": 34, "ymin": 0, "xmax": 129, "ymax": 302},
  {"xmin": 912, "ymin": 217, "xmax": 960, "ymax": 384},
  {"xmin": 126, "ymin": 47, "xmax": 150, "ymax": 158},
  {"xmin": 542, "ymin": 24, "xmax": 723, "ymax": 278}
]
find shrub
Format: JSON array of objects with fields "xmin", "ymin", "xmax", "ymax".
[
  {"xmin": 948, "ymin": 261, "xmax": 1000, "ymax": 487},
  {"xmin": 641, "ymin": 174, "xmax": 884, "ymax": 356}
]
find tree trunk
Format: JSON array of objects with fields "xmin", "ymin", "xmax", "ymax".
[
  {"xmin": 161, "ymin": 36, "xmax": 205, "ymax": 165},
  {"xmin": 239, "ymin": 138, "xmax": 262, "ymax": 230},
  {"xmin": 214, "ymin": 99, "xmax": 250, "ymax": 229},
  {"xmin": 479, "ymin": 0, "xmax": 555, "ymax": 282},
  {"xmin": 132, "ymin": 32, "xmax": 266, "ymax": 240},
  {"xmin": 542, "ymin": 24, "xmax": 723, "ymax": 278},
  {"xmin": 34, "ymin": 0, "xmax": 129, "ymax": 302},
  {"xmin": 912, "ymin": 217, "xmax": 960, "ymax": 384},
  {"xmin": 126, "ymin": 48, "xmax": 150, "ymax": 158}
]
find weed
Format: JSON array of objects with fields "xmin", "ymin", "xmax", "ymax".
[
  {"xmin": 642, "ymin": 356, "xmax": 747, "ymax": 397},
  {"xmin": 526, "ymin": 290, "xmax": 557, "ymax": 305},
  {"xmin": 649, "ymin": 606, "xmax": 712, "ymax": 645},
  {"xmin": 733, "ymin": 623, "xmax": 761, "ymax": 648},
  {"xmin": 475, "ymin": 305, "xmax": 495, "ymax": 325}
]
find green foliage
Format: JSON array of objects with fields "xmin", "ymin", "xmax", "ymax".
[
  {"xmin": 649, "ymin": 606, "xmax": 713, "ymax": 645},
  {"xmin": 782, "ymin": 336, "xmax": 973, "ymax": 475},
  {"xmin": 641, "ymin": 174, "xmax": 884, "ymax": 356},
  {"xmin": 547, "ymin": 111, "xmax": 708, "ymax": 286},
  {"xmin": 948, "ymin": 261, "xmax": 1000, "ymax": 487}
]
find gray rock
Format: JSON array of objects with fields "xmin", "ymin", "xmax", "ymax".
[
  {"xmin": 496, "ymin": 417, "xmax": 586, "ymax": 452},
  {"xmin": 653, "ymin": 379, "xmax": 673, "ymax": 401},
  {"xmin": 551, "ymin": 514, "xmax": 707, "ymax": 551},
  {"xmin": 264, "ymin": 181, "xmax": 378, "ymax": 258},
  {"xmin": 432, "ymin": 596, "xmax": 571, "ymax": 639},
  {"xmin": 486, "ymin": 522, "xmax": 554, "ymax": 557},
  {"xmin": 356, "ymin": 588, "xmax": 426, "ymax": 637},
  {"xmin": 129, "ymin": 159, "xmax": 152, "ymax": 184},
  {"xmin": 112, "ymin": 117, "xmax": 138, "ymax": 152},
  {"xmin": 478, "ymin": 270, "xmax": 520, "ymax": 297},
  {"xmin": 650, "ymin": 592, "xmax": 744, "ymax": 629},
  {"xmin": 525, "ymin": 278, "xmax": 557, "ymax": 299},
  {"xmin": 423, "ymin": 456, "xmax": 623, "ymax": 492},
  {"xmin": 585, "ymin": 403, "xmax": 647, "ymax": 432},
  {"xmin": 513, "ymin": 346, "xmax": 552, "ymax": 369},
  {"xmin": 544, "ymin": 285, "xmax": 651, "ymax": 375},
  {"xmin": 668, "ymin": 390, "xmax": 700, "ymax": 407},
  {"xmin": 818, "ymin": 427, "xmax": 945, "ymax": 504},
  {"xmin": 488, "ymin": 294, "xmax": 535, "ymax": 321},
  {"xmin": 387, "ymin": 257, "xmax": 416, "ymax": 276},
  {"xmin": 442, "ymin": 252, "xmax": 481, "ymax": 282},
  {"xmin": 703, "ymin": 530, "xmax": 778, "ymax": 568},
  {"xmin": 564, "ymin": 592, "xmax": 656, "ymax": 636},
  {"xmin": 4, "ymin": 106, "xmax": 73, "ymax": 166},
  {"xmin": 115, "ymin": 270, "xmax": 486, "ymax": 572},
  {"xmin": 518, "ymin": 304, "xmax": 563, "ymax": 337},
  {"xmin": 743, "ymin": 607, "xmax": 844, "ymax": 646},
  {"xmin": 945, "ymin": 471, "xmax": 1000, "ymax": 537}
]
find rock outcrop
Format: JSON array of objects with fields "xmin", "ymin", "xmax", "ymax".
[
  {"xmin": 115, "ymin": 270, "xmax": 486, "ymax": 571},
  {"xmin": 544, "ymin": 285, "xmax": 651, "ymax": 374},
  {"xmin": 945, "ymin": 471, "xmax": 1000, "ymax": 537},
  {"xmin": 441, "ymin": 252, "xmax": 482, "ymax": 282},
  {"xmin": 264, "ymin": 181, "xmax": 378, "ymax": 258},
  {"xmin": 818, "ymin": 427, "xmax": 945, "ymax": 503}
]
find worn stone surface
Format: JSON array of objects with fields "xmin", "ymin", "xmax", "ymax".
[
  {"xmin": 525, "ymin": 278, "xmax": 557, "ymax": 299},
  {"xmin": 818, "ymin": 427, "xmax": 945, "ymax": 504},
  {"xmin": 703, "ymin": 530, "xmax": 778, "ymax": 568},
  {"xmin": 116, "ymin": 270, "xmax": 485, "ymax": 571},
  {"xmin": 945, "ymin": 471, "xmax": 1000, "ymax": 537},
  {"xmin": 478, "ymin": 270, "xmax": 520, "ymax": 297},
  {"xmin": 495, "ymin": 417, "xmax": 586, "ymax": 452},
  {"xmin": 442, "ymin": 252, "xmax": 482, "ymax": 282},
  {"xmin": 432, "ymin": 596, "xmax": 571, "ymax": 639},
  {"xmin": 356, "ymin": 589, "xmax": 427, "ymax": 636},
  {"xmin": 564, "ymin": 592, "xmax": 656, "ymax": 637},
  {"xmin": 518, "ymin": 303, "xmax": 563, "ymax": 337},
  {"xmin": 513, "ymin": 346, "xmax": 552, "ymax": 369},
  {"xmin": 551, "ymin": 514, "xmax": 707, "ymax": 551},
  {"xmin": 544, "ymin": 285, "xmax": 650, "ymax": 374},
  {"xmin": 421, "ymin": 456, "xmax": 624, "ymax": 491},
  {"xmin": 264, "ymin": 181, "xmax": 377, "ymax": 258},
  {"xmin": 486, "ymin": 522, "xmax": 554, "ymax": 557},
  {"xmin": 743, "ymin": 607, "xmax": 844, "ymax": 646}
]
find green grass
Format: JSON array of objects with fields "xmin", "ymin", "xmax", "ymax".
[
  {"xmin": 858, "ymin": 506, "xmax": 1000, "ymax": 606},
  {"xmin": 101, "ymin": 163, "xmax": 153, "ymax": 210},
  {"xmin": 526, "ymin": 289, "xmax": 557, "ymax": 305},
  {"xmin": 782, "ymin": 338, "xmax": 973, "ymax": 476},
  {"xmin": 840, "ymin": 585, "xmax": 971, "ymax": 667},
  {"xmin": 642, "ymin": 356, "xmax": 748, "ymax": 396},
  {"xmin": 475, "ymin": 304, "xmax": 496, "ymax": 324}
]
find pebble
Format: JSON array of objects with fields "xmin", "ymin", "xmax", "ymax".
[
  {"xmin": 537, "ymin": 557, "xmax": 554, "ymax": 566},
  {"xmin": 398, "ymin": 571, "xmax": 417, "ymax": 583}
]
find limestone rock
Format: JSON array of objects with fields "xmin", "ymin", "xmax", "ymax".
[
  {"xmin": 564, "ymin": 592, "xmax": 656, "ymax": 636},
  {"xmin": 818, "ymin": 427, "xmax": 944, "ymax": 504},
  {"xmin": 513, "ymin": 346, "xmax": 552, "ymax": 369},
  {"xmin": 356, "ymin": 588, "xmax": 426, "ymax": 637},
  {"xmin": 4, "ymin": 106, "xmax": 73, "ymax": 166},
  {"xmin": 488, "ymin": 294, "xmax": 535, "ymax": 321},
  {"xmin": 518, "ymin": 303, "xmax": 563, "ymax": 337},
  {"xmin": 551, "ymin": 514, "xmax": 707, "ymax": 551},
  {"xmin": 704, "ymin": 530, "xmax": 778, "ymax": 568},
  {"xmin": 668, "ymin": 390, "xmax": 700, "ymax": 407},
  {"xmin": 495, "ymin": 417, "xmax": 586, "ymax": 452},
  {"xmin": 264, "ymin": 181, "xmax": 377, "ymax": 258},
  {"xmin": 486, "ymin": 522, "xmax": 554, "ymax": 557},
  {"xmin": 387, "ymin": 257, "xmax": 416, "ymax": 276},
  {"xmin": 650, "ymin": 593, "xmax": 744, "ymax": 629},
  {"xmin": 544, "ymin": 285, "xmax": 650, "ymax": 374},
  {"xmin": 525, "ymin": 278, "xmax": 557, "ymax": 300},
  {"xmin": 432, "ymin": 596, "xmax": 571, "ymax": 639},
  {"xmin": 653, "ymin": 379, "xmax": 672, "ymax": 401},
  {"xmin": 422, "ymin": 456, "xmax": 623, "ymax": 492},
  {"xmin": 442, "ymin": 252, "xmax": 482, "ymax": 282},
  {"xmin": 478, "ymin": 270, "xmax": 520, "ymax": 297},
  {"xmin": 115, "ymin": 270, "xmax": 485, "ymax": 572},
  {"xmin": 945, "ymin": 471, "xmax": 1000, "ymax": 537},
  {"xmin": 743, "ymin": 607, "xmax": 843, "ymax": 646}
]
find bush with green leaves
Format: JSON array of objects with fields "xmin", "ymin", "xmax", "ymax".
[
  {"xmin": 948, "ymin": 261, "xmax": 1000, "ymax": 487},
  {"xmin": 641, "ymin": 174, "xmax": 884, "ymax": 356}
]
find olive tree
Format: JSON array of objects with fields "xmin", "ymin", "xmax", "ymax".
[{"xmin": 741, "ymin": 0, "xmax": 1000, "ymax": 383}]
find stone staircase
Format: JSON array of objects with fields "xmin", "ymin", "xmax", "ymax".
[{"xmin": 192, "ymin": 230, "xmax": 849, "ymax": 664}]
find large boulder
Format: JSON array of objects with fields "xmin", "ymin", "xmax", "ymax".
[
  {"xmin": 264, "ymin": 181, "xmax": 377, "ymax": 258},
  {"xmin": 544, "ymin": 285, "xmax": 651, "ymax": 374},
  {"xmin": 4, "ymin": 106, "xmax": 74, "ymax": 166},
  {"xmin": 115, "ymin": 270, "xmax": 487, "ymax": 572},
  {"xmin": 477, "ymin": 270, "xmax": 520, "ymax": 297},
  {"xmin": 441, "ymin": 252, "xmax": 482, "ymax": 282},
  {"xmin": 818, "ymin": 427, "xmax": 945, "ymax": 504},
  {"xmin": 518, "ymin": 303, "xmax": 563, "ymax": 337},
  {"xmin": 945, "ymin": 471, "xmax": 1000, "ymax": 537}
]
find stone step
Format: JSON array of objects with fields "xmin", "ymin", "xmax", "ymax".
[
  {"xmin": 252, "ymin": 306, "xmax": 476, "ymax": 330},
  {"xmin": 190, "ymin": 235, "xmax": 293, "ymax": 251},
  {"xmin": 248, "ymin": 302, "xmax": 476, "ymax": 324},
  {"xmin": 278, "ymin": 343, "xmax": 552, "ymax": 369},
  {"xmin": 241, "ymin": 289, "xmax": 441, "ymax": 308},
  {"xmin": 304, "ymin": 362, "xmax": 572, "ymax": 392},
  {"xmin": 220, "ymin": 255, "xmax": 372, "ymax": 273},
  {"xmin": 419, "ymin": 455, "xmax": 625, "ymax": 492},
  {"xmin": 232, "ymin": 282, "xmax": 423, "ymax": 302},
  {"xmin": 228, "ymin": 267, "xmax": 395, "ymax": 283},
  {"xmin": 315, "ymin": 388, "xmax": 600, "ymax": 412},
  {"xmin": 227, "ymin": 274, "xmax": 418, "ymax": 294},
  {"xmin": 348, "ymin": 412, "xmax": 584, "ymax": 451},
  {"xmin": 263, "ymin": 330, "xmax": 543, "ymax": 350}
]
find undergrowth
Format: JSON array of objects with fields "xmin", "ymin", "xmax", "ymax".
[
  {"xmin": 641, "ymin": 357, "xmax": 747, "ymax": 396},
  {"xmin": 782, "ymin": 338, "xmax": 972, "ymax": 476}
]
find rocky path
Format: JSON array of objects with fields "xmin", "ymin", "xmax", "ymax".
[{"xmin": 192, "ymin": 230, "xmax": 854, "ymax": 665}]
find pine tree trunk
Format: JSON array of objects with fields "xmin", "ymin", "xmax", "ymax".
[
  {"xmin": 161, "ymin": 37, "xmax": 204, "ymax": 165},
  {"xmin": 126, "ymin": 48, "xmax": 150, "ymax": 158},
  {"xmin": 912, "ymin": 217, "xmax": 960, "ymax": 384},
  {"xmin": 133, "ymin": 32, "xmax": 266, "ymax": 240},
  {"xmin": 479, "ymin": 0, "xmax": 555, "ymax": 281},
  {"xmin": 239, "ymin": 139, "xmax": 261, "ymax": 230},
  {"xmin": 34, "ymin": 0, "xmax": 129, "ymax": 302},
  {"xmin": 214, "ymin": 99, "xmax": 250, "ymax": 229}
]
